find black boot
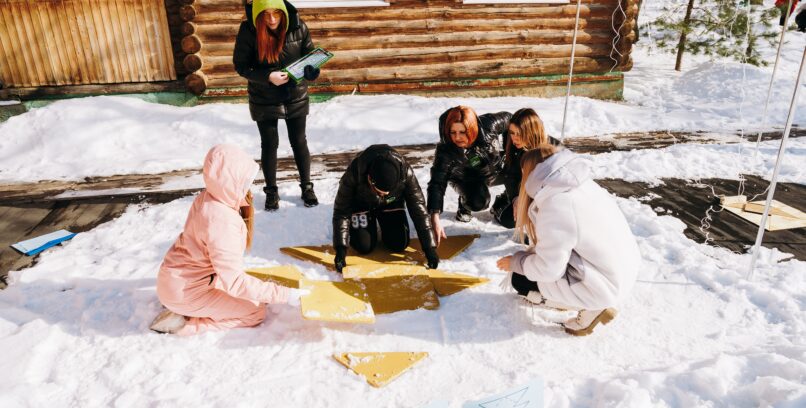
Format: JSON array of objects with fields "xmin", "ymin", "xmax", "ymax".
[
  {"xmin": 264, "ymin": 186, "xmax": 279, "ymax": 211},
  {"xmin": 455, "ymin": 197, "xmax": 472, "ymax": 223},
  {"xmin": 301, "ymin": 182, "xmax": 318, "ymax": 207}
]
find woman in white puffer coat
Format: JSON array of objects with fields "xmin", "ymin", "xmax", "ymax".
[{"xmin": 496, "ymin": 144, "xmax": 641, "ymax": 336}]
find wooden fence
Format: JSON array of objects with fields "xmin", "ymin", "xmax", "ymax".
[{"xmin": 0, "ymin": 0, "xmax": 176, "ymax": 88}]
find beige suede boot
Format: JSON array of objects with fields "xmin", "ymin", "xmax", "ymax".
[
  {"xmin": 149, "ymin": 309, "xmax": 187, "ymax": 334},
  {"xmin": 563, "ymin": 308, "xmax": 617, "ymax": 336}
]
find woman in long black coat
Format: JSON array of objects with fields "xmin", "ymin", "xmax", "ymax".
[
  {"xmin": 427, "ymin": 106, "xmax": 511, "ymax": 244},
  {"xmin": 233, "ymin": 0, "xmax": 320, "ymax": 211}
]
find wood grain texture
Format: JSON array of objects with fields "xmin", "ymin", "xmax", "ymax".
[{"xmin": 0, "ymin": 0, "xmax": 176, "ymax": 88}]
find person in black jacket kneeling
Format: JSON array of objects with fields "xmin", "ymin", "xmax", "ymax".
[
  {"xmin": 233, "ymin": 0, "xmax": 321, "ymax": 211},
  {"xmin": 427, "ymin": 106, "xmax": 511, "ymax": 243},
  {"xmin": 332, "ymin": 145, "xmax": 439, "ymax": 273}
]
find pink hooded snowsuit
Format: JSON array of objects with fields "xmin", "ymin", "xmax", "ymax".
[{"xmin": 157, "ymin": 144, "xmax": 289, "ymax": 336}]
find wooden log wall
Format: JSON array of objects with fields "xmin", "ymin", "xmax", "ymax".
[
  {"xmin": 0, "ymin": 0, "xmax": 176, "ymax": 88},
  {"xmin": 178, "ymin": 0, "xmax": 638, "ymax": 96}
]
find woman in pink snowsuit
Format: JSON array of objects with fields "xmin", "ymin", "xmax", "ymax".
[{"xmin": 151, "ymin": 144, "xmax": 290, "ymax": 335}]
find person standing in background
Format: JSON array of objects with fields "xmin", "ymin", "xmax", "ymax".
[{"xmin": 233, "ymin": 0, "xmax": 321, "ymax": 211}]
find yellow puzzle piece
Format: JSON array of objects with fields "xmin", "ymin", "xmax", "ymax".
[
  {"xmin": 299, "ymin": 279, "xmax": 375, "ymax": 324},
  {"xmin": 246, "ymin": 265, "xmax": 304, "ymax": 288},
  {"xmin": 333, "ymin": 352, "xmax": 428, "ymax": 388},
  {"xmin": 357, "ymin": 274, "xmax": 439, "ymax": 314},
  {"xmin": 280, "ymin": 235, "xmax": 480, "ymax": 271},
  {"xmin": 343, "ymin": 264, "xmax": 489, "ymax": 297}
]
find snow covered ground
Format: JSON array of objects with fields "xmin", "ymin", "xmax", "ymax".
[{"xmin": 1, "ymin": 0, "xmax": 805, "ymax": 406}]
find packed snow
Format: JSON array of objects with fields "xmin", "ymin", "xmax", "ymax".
[{"xmin": 1, "ymin": 0, "xmax": 805, "ymax": 406}]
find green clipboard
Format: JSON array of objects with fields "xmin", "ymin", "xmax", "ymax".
[{"xmin": 283, "ymin": 47, "xmax": 334, "ymax": 83}]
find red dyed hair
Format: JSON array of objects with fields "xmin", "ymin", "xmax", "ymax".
[
  {"xmin": 443, "ymin": 106, "xmax": 479, "ymax": 147},
  {"xmin": 256, "ymin": 10, "xmax": 287, "ymax": 64}
]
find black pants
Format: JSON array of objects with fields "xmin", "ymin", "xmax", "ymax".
[
  {"xmin": 454, "ymin": 179, "xmax": 490, "ymax": 212},
  {"xmin": 349, "ymin": 206, "xmax": 410, "ymax": 254},
  {"xmin": 491, "ymin": 193, "xmax": 515, "ymax": 228},
  {"xmin": 511, "ymin": 272, "xmax": 539, "ymax": 296},
  {"xmin": 256, "ymin": 116, "xmax": 311, "ymax": 187}
]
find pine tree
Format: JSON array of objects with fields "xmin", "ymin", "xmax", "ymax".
[{"xmin": 649, "ymin": 0, "xmax": 781, "ymax": 70}]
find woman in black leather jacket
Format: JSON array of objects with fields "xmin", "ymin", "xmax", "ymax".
[
  {"xmin": 427, "ymin": 106, "xmax": 511, "ymax": 243},
  {"xmin": 233, "ymin": 0, "xmax": 321, "ymax": 211}
]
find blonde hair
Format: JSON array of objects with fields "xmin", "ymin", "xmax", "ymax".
[
  {"xmin": 515, "ymin": 144, "xmax": 557, "ymax": 245},
  {"xmin": 240, "ymin": 190, "xmax": 255, "ymax": 251},
  {"xmin": 506, "ymin": 108, "xmax": 548, "ymax": 167}
]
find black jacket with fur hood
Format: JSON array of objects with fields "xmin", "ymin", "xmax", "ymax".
[
  {"xmin": 427, "ymin": 110, "xmax": 512, "ymax": 213},
  {"xmin": 332, "ymin": 145, "xmax": 436, "ymax": 250},
  {"xmin": 233, "ymin": 1, "xmax": 314, "ymax": 121}
]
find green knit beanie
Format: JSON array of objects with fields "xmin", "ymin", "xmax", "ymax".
[{"xmin": 252, "ymin": 0, "xmax": 289, "ymax": 31}]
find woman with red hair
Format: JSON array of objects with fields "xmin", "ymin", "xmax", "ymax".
[
  {"xmin": 233, "ymin": 0, "xmax": 320, "ymax": 211},
  {"xmin": 427, "ymin": 106, "xmax": 511, "ymax": 244}
]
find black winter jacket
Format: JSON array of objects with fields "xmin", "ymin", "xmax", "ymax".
[
  {"xmin": 500, "ymin": 135, "xmax": 563, "ymax": 201},
  {"xmin": 333, "ymin": 145, "xmax": 436, "ymax": 250},
  {"xmin": 427, "ymin": 110, "xmax": 512, "ymax": 213},
  {"xmin": 233, "ymin": 1, "xmax": 314, "ymax": 121}
]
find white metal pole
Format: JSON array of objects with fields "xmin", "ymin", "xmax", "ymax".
[
  {"xmin": 747, "ymin": 46, "xmax": 806, "ymax": 280},
  {"xmin": 560, "ymin": 0, "xmax": 582, "ymax": 142},
  {"xmin": 754, "ymin": 0, "xmax": 792, "ymax": 158}
]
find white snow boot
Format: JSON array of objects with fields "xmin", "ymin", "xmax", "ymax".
[
  {"xmin": 149, "ymin": 309, "xmax": 187, "ymax": 334},
  {"xmin": 563, "ymin": 308, "xmax": 617, "ymax": 336},
  {"xmin": 523, "ymin": 291, "xmax": 576, "ymax": 312}
]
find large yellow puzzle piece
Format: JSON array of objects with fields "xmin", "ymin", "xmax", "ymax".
[
  {"xmin": 246, "ymin": 265, "xmax": 303, "ymax": 288},
  {"xmin": 280, "ymin": 235, "xmax": 479, "ymax": 270},
  {"xmin": 333, "ymin": 352, "xmax": 428, "ymax": 388},
  {"xmin": 299, "ymin": 279, "xmax": 375, "ymax": 324},
  {"xmin": 343, "ymin": 264, "xmax": 489, "ymax": 297},
  {"xmin": 357, "ymin": 274, "xmax": 439, "ymax": 314}
]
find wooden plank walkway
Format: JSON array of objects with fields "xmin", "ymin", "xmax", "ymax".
[
  {"xmin": 600, "ymin": 175, "xmax": 806, "ymax": 261},
  {"xmin": 4, "ymin": 128, "xmax": 801, "ymax": 204},
  {"xmin": 1, "ymin": 129, "xmax": 803, "ymax": 287}
]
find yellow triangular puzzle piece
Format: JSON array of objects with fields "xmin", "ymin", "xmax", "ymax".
[
  {"xmin": 299, "ymin": 279, "xmax": 375, "ymax": 324},
  {"xmin": 280, "ymin": 235, "xmax": 479, "ymax": 270},
  {"xmin": 427, "ymin": 269, "xmax": 490, "ymax": 296},
  {"xmin": 333, "ymin": 352, "xmax": 428, "ymax": 388},
  {"xmin": 343, "ymin": 264, "xmax": 489, "ymax": 296},
  {"xmin": 246, "ymin": 265, "xmax": 303, "ymax": 288}
]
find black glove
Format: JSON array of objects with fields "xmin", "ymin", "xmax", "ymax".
[
  {"xmin": 303, "ymin": 65, "xmax": 320, "ymax": 81},
  {"xmin": 423, "ymin": 246, "xmax": 439, "ymax": 270},
  {"xmin": 334, "ymin": 246, "xmax": 347, "ymax": 273}
]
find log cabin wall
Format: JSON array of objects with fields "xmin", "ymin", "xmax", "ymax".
[
  {"xmin": 181, "ymin": 0, "xmax": 637, "ymax": 99},
  {"xmin": 0, "ymin": 0, "xmax": 176, "ymax": 93}
]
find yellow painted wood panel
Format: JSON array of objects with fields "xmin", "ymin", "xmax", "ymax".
[{"xmin": 0, "ymin": 0, "xmax": 176, "ymax": 88}]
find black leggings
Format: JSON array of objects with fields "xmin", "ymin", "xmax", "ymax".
[
  {"xmin": 491, "ymin": 193, "xmax": 515, "ymax": 228},
  {"xmin": 256, "ymin": 116, "xmax": 311, "ymax": 187},
  {"xmin": 349, "ymin": 207, "xmax": 410, "ymax": 254},
  {"xmin": 511, "ymin": 272, "xmax": 539, "ymax": 296},
  {"xmin": 455, "ymin": 179, "xmax": 491, "ymax": 212}
]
